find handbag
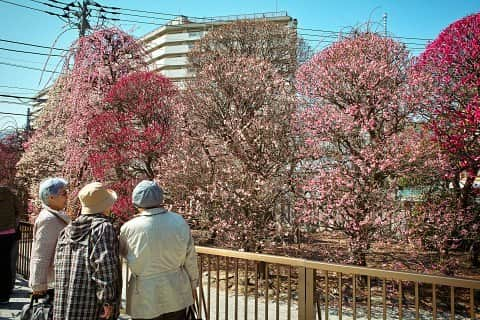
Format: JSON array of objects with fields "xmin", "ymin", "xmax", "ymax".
[
  {"xmin": 185, "ymin": 303, "xmax": 201, "ymax": 320},
  {"xmin": 186, "ymin": 284, "xmax": 207, "ymax": 320},
  {"xmin": 17, "ymin": 294, "xmax": 53, "ymax": 320}
]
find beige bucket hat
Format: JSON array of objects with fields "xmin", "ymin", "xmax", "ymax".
[{"xmin": 78, "ymin": 182, "xmax": 117, "ymax": 215}]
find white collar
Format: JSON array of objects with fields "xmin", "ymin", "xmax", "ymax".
[
  {"xmin": 43, "ymin": 204, "xmax": 62, "ymax": 214},
  {"xmin": 43, "ymin": 205, "xmax": 70, "ymax": 223},
  {"xmin": 136, "ymin": 207, "xmax": 167, "ymax": 217}
]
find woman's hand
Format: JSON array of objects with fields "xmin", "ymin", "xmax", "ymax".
[
  {"xmin": 100, "ymin": 303, "xmax": 113, "ymax": 319},
  {"xmin": 32, "ymin": 290, "xmax": 47, "ymax": 297}
]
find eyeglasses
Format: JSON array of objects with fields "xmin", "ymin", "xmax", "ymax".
[{"xmin": 57, "ymin": 190, "xmax": 68, "ymax": 197}]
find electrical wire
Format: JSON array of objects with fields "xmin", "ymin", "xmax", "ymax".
[
  {"xmin": 0, "ymin": 94, "xmax": 46, "ymax": 101},
  {"xmin": 0, "ymin": 85, "xmax": 39, "ymax": 92},
  {"xmin": 5, "ymin": 1, "xmax": 431, "ymax": 56},
  {"xmin": 0, "ymin": 54, "xmax": 60, "ymax": 68},
  {"xmin": 0, "ymin": 47, "xmax": 63, "ymax": 57},
  {"xmin": 6, "ymin": 1, "xmax": 433, "ymax": 47},
  {"xmin": 25, "ymin": 0, "xmax": 71, "ymax": 11},
  {"xmin": 0, "ymin": 38, "xmax": 68, "ymax": 52},
  {"xmin": 0, "ymin": 0, "xmax": 68, "ymax": 17},
  {"xmin": 0, "ymin": 61, "xmax": 61, "ymax": 74},
  {"xmin": 0, "ymin": 111, "xmax": 29, "ymax": 116},
  {"xmin": 97, "ymin": 3, "xmax": 433, "ymax": 43},
  {"xmin": 46, "ymin": 0, "xmax": 71, "ymax": 6},
  {"xmin": 297, "ymin": 26, "xmax": 433, "ymax": 42},
  {"xmin": 95, "ymin": 2, "xmax": 208, "ymax": 20},
  {"xmin": 99, "ymin": 14, "xmax": 430, "ymax": 49}
]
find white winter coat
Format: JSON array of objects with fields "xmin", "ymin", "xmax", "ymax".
[
  {"xmin": 119, "ymin": 207, "xmax": 199, "ymax": 319},
  {"xmin": 29, "ymin": 207, "xmax": 70, "ymax": 291}
]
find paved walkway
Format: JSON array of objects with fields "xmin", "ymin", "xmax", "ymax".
[
  {"xmin": 0, "ymin": 275, "xmax": 131, "ymax": 320},
  {"xmin": 0, "ymin": 275, "xmax": 30, "ymax": 319},
  {"xmin": 2, "ymin": 274, "xmax": 469, "ymax": 319}
]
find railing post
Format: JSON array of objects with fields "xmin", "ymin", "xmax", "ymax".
[
  {"xmin": 298, "ymin": 266, "xmax": 315, "ymax": 320},
  {"xmin": 16, "ymin": 222, "xmax": 33, "ymax": 279}
]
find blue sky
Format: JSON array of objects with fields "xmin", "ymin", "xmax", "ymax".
[{"xmin": 0, "ymin": 0, "xmax": 478, "ymax": 128}]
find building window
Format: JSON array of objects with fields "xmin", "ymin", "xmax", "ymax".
[{"xmin": 188, "ymin": 31, "xmax": 202, "ymax": 38}]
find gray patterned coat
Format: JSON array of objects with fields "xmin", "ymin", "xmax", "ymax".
[{"xmin": 53, "ymin": 214, "xmax": 121, "ymax": 320}]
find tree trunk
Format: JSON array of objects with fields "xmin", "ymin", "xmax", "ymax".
[{"xmin": 470, "ymin": 241, "xmax": 480, "ymax": 267}]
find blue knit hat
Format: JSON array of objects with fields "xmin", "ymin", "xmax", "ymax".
[{"xmin": 132, "ymin": 180, "xmax": 163, "ymax": 208}]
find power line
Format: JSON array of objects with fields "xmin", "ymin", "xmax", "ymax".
[
  {"xmin": 6, "ymin": 0, "xmax": 434, "ymax": 46},
  {"xmin": 97, "ymin": 2, "xmax": 208, "ymax": 20},
  {"xmin": 0, "ymin": 111, "xmax": 29, "ymax": 116},
  {"xmin": 0, "ymin": 0, "xmax": 68, "ymax": 18},
  {"xmin": 46, "ymin": 0, "xmax": 71, "ymax": 6},
  {"xmin": 296, "ymin": 26, "xmax": 433, "ymax": 42},
  {"xmin": 298, "ymin": 32, "xmax": 428, "ymax": 46},
  {"xmin": 0, "ymin": 61, "xmax": 61, "ymax": 74},
  {"xmin": 0, "ymin": 47, "xmax": 63, "ymax": 57},
  {"xmin": 97, "ymin": 3, "xmax": 433, "ymax": 43},
  {"xmin": 0, "ymin": 92, "xmax": 41, "ymax": 96},
  {"xmin": 99, "ymin": 13, "xmax": 432, "ymax": 47},
  {"xmin": 96, "ymin": 6, "xmax": 210, "ymax": 26},
  {"xmin": 0, "ymin": 100, "xmax": 36, "ymax": 107},
  {"xmin": 0, "ymin": 94, "xmax": 46, "ymax": 101},
  {"xmin": 0, "ymin": 54, "xmax": 60, "ymax": 67},
  {"xmin": 26, "ymin": 0, "xmax": 72, "ymax": 11},
  {"xmin": 0, "ymin": 85, "xmax": 39, "ymax": 92},
  {"xmin": 6, "ymin": 1, "xmax": 430, "ymax": 54},
  {"xmin": 0, "ymin": 38, "xmax": 68, "ymax": 52},
  {"xmin": 106, "ymin": 16, "xmax": 163, "ymax": 26}
]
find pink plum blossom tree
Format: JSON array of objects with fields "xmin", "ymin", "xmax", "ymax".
[
  {"xmin": 296, "ymin": 32, "xmax": 423, "ymax": 265},
  {"xmin": 15, "ymin": 77, "xmax": 69, "ymax": 214},
  {"xmin": 171, "ymin": 55, "xmax": 298, "ymax": 251}
]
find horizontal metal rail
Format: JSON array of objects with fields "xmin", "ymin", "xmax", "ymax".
[
  {"xmin": 197, "ymin": 246, "xmax": 480, "ymax": 319},
  {"xmin": 17, "ymin": 224, "xmax": 480, "ymax": 319}
]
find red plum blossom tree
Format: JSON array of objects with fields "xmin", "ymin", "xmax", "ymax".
[
  {"xmin": 412, "ymin": 13, "xmax": 480, "ymax": 208},
  {"xmin": 89, "ymin": 71, "xmax": 177, "ymax": 218},
  {"xmin": 61, "ymin": 28, "xmax": 147, "ymax": 214},
  {"xmin": 409, "ymin": 13, "xmax": 480, "ymax": 267},
  {"xmin": 0, "ymin": 130, "xmax": 25, "ymax": 186}
]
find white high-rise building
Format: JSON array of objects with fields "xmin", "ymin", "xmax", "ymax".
[{"xmin": 141, "ymin": 12, "xmax": 296, "ymax": 86}]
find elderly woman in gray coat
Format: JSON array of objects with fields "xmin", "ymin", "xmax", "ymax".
[
  {"xmin": 29, "ymin": 177, "xmax": 70, "ymax": 298},
  {"xmin": 120, "ymin": 180, "xmax": 199, "ymax": 320}
]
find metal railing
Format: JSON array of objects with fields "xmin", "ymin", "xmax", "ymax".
[
  {"xmin": 16, "ymin": 223, "xmax": 480, "ymax": 319},
  {"xmin": 17, "ymin": 221, "xmax": 33, "ymax": 279},
  {"xmin": 170, "ymin": 11, "xmax": 290, "ymax": 25},
  {"xmin": 196, "ymin": 246, "xmax": 480, "ymax": 320}
]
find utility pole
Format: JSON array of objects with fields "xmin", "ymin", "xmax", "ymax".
[
  {"xmin": 25, "ymin": 108, "xmax": 31, "ymax": 133},
  {"xmin": 383, "ymin": 13, "xmax": 387, "ymax": 36},
  {"xmin": 62, "ymin": 0, "xmax": 108, "ymax": 37},
  {"xmin": 78, "ymin": 0, "xmax": 91, "ymax": 37}
]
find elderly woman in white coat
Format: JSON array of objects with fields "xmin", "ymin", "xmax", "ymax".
[
  {"xmin": 120, "ymin": 180, "xmax": 199, "ymax": 320},
  {"xmin": 29, "ymin": 177, "xmax": 70, "ymax": 298}
]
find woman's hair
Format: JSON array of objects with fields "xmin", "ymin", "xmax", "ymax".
[{"xmin": 38, "ymin": 177, "xmax": 68, "ymax": 205}]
